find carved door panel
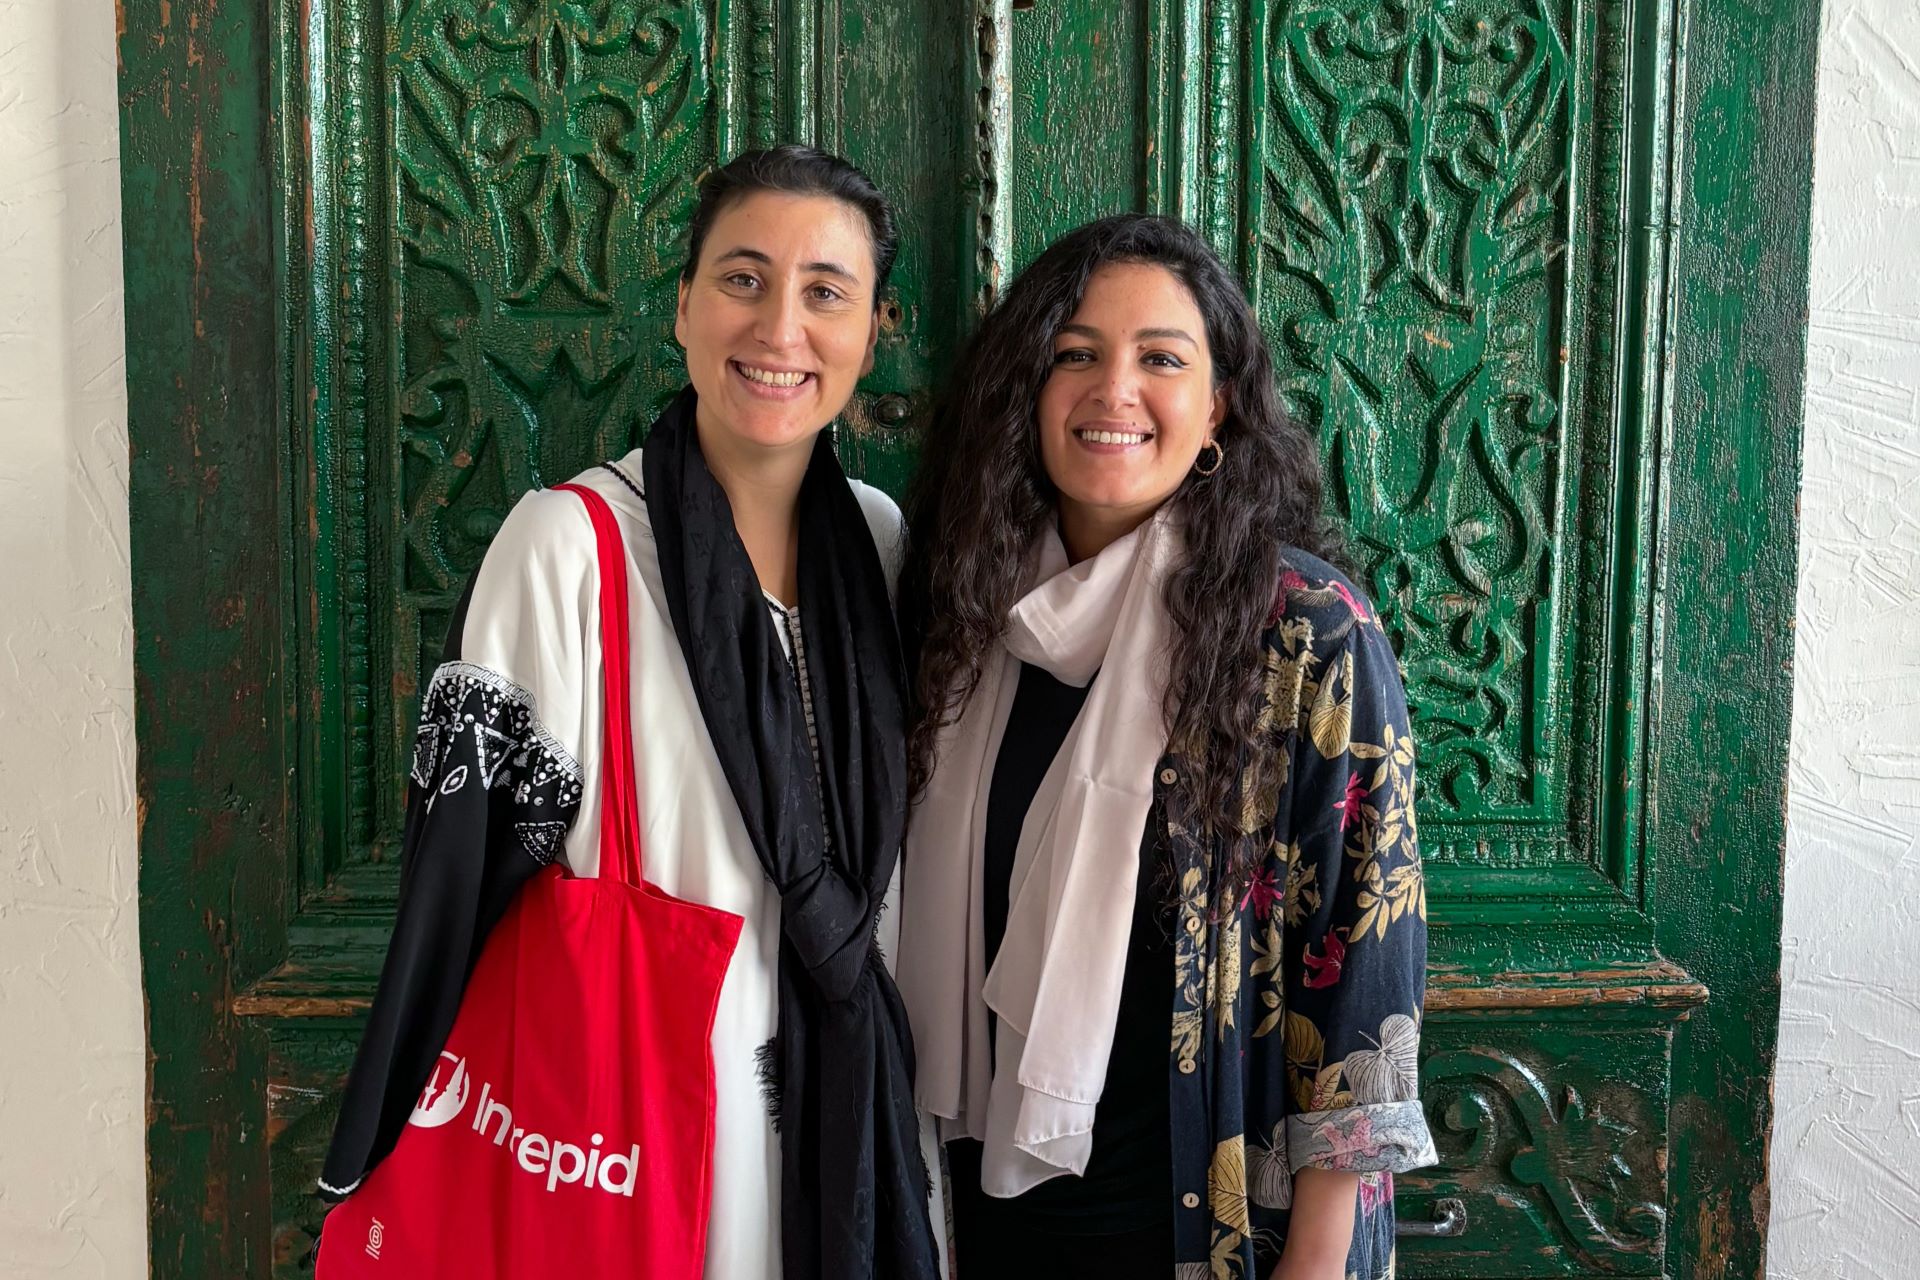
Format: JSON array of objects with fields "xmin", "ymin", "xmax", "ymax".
[{"xmin": 124, "ymin": 1, "xmax": 1809, "ymax": 1277}]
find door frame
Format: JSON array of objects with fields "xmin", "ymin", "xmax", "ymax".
[{"xmin": 118, "ymin": 0, "xmax": 1819, "ymax": 1274}]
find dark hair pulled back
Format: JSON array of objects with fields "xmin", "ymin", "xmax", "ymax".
[{"xmin": 682, "ymin": 144, "xmax": 900, "ymax": 302}]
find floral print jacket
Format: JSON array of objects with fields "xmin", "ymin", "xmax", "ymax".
[{"xmin": 1164, "ymin": 548, "xmax": 1435, "ymax": 1279}]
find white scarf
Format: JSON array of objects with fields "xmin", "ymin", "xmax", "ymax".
[{"xmin": 897, "ymin": 508, "xmax": 1180, "ymax": 1196}]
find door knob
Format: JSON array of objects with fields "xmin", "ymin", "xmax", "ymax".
[{"xmin": 1397, "ymin": 1197, "xmax": 1467, "ymax": 1238}]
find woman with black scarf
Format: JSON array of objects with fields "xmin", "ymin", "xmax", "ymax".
[{"xmin": 318, "ymin": 146, "xmax": 942, "ymax": 1280}]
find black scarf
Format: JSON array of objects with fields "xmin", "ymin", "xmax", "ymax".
[{"xmin": 642, "ymin": 389, "xmax": 937, "ymax": 1280}]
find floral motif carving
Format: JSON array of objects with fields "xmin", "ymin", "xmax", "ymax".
[
  {"xmin": 392, "ymin": 0, "xmax": 716, "ymax": 604},
  {"xmin": 1414, "ymin": 1044, "xmax": 1667, "ymax": 1269},
  {"xmin": 1259, "ymin": 0, "xmax": 1573, "ymax": 820}
]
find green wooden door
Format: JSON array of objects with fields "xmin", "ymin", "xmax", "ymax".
[{"xmin": 121, "ymin": 1, "xmax": 1815, "ymax": 1275}]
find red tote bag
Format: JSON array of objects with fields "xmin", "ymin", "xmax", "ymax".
[{"xmin": 319, "ymin": 483, "xmax": 744, "ymax": 1279}]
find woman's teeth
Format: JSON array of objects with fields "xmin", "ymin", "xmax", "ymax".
[
  {"xmin": 1075, "ymin": 429, "xmax": 1150, "ymax": 445},
  {"xmin": 737, "ymin": 364, "xmax": 808, "ymax": 387}
]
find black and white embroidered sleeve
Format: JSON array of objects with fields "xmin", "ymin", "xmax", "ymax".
[
  {"xmin": 406, "ymin": 661, "xmax": 584, "ymax": 866},
  {"xmin": 319, "ymin": 578, "xmax": 586, "ymax": 1200}
]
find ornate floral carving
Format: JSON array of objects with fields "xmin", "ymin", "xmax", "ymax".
[
  {"xmin": 1259, "ymin": 0, "xmax": 1572, "ymax": 821},
  {"xmin": 391, "ymin": 1, "xmax": 715, "ymax": 603},
  {"xmin": 1415, "ymin": 1044, "xmax": 1667, "ymax": 1268}
]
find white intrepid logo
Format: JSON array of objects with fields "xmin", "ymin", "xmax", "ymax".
[
  {"xmin": 407, "ymin": 1052, "xmax": 639, "ymax": 1197},
  {"xmin": 408, "ymin": 1052, "xmax": 470, "ymax": 1129}
]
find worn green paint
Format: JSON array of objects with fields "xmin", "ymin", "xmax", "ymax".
[
  {"xmin": 806, "ymin": 0, "xmax": 972, "ymax": 494},
  {"xmin": 1404, "ymin": 1022, "xmax": 1676, "ymax": 1275},
  {"xmin": 1653, "ymin": 0, "xmax": 1817, "ymax": 1275},
  {"xmin": 121, "ymin": 0, "xmax": 288, "ymax": 1271},
  {"xmin": 125, "ymin": 0, "xmax": 1812, "ymax": 1275},
  {"xmin": 1009, "ymin": 1, "xmax": 1151, "ymax": 265}
]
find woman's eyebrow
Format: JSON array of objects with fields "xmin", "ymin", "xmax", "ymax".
[
  {"xmin": 805, "ymin": 260, "xmax": 859, "ymax": 283},
  {"xmin": 1055, "ymin": 322, "xmax": 1197, "ymax": 346},
  {"xmin": 713, "ymin": 247, "xmax": 859, "ymax": 284}
]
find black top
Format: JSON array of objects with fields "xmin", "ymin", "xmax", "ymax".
[{"xmin": 947, "ymin": 662, "xmax": 1174, "ymax": 1235}]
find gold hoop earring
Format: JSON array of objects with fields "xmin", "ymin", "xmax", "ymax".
[{"xmin": 1194, "ymin": 439, "xmax": 1225, "ymax": 477}]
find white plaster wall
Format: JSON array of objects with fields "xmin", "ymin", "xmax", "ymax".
[
  {"xmin": 1770, "ymin": 1, "xmax": 1920, "ymax": 1276},
  {"xmin": 0, "ymin": 0, "xmax": 148, "ymax": 1276}
]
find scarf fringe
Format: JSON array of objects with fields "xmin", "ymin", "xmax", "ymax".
[{"xmin": 755, "ymin": 1034, "xmax": 785, "ymax": 1133}]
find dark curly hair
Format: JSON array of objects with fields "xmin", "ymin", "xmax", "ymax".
[{"xmin": 900, "ymin": 214, "xmax": 1340, "ymax": 841}]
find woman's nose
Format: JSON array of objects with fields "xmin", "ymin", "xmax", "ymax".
[
  {"xmin": 755, "ymin": 289, "xmax": 804, "ymax": 351},
  {"xmin": 1091, "ymin": 366, "xmax": 1141, "ymax": 410}
]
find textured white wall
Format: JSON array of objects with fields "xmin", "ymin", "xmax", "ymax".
[
  {"xmin": 1770, "ymin": 1, "xmax": 1920, "ymax": 1276},
  {"xmin": 0, "ymin": 0, "xmax": 147, "ymax": 1276}
]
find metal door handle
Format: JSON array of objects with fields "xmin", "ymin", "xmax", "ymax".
[{"xmin": 1397, "ymin": 1197, "xmax": 1468, "ymax": 1238}]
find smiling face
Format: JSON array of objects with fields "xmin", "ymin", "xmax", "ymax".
[
  {"xmin": 1036, "ymin": 261, "xmax": 1226, "ymax": 555},
  {"xmin": 675, "ymin": 190, "xmax": 881, "ymax": 458}
]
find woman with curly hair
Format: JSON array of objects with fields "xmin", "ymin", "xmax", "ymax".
[{"xmin": 896, "ymin": 214, "xmax": 1434, "ymax": 1279}]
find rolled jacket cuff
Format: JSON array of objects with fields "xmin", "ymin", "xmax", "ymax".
[{"xmin": 1285, "ymin": 1099, "xmax": 1437, "ymax": 1175}]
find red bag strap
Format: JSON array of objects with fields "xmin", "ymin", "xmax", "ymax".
[{"xmin": 553, "ymin": 482, "xmax": 643, "ymax": 887}]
